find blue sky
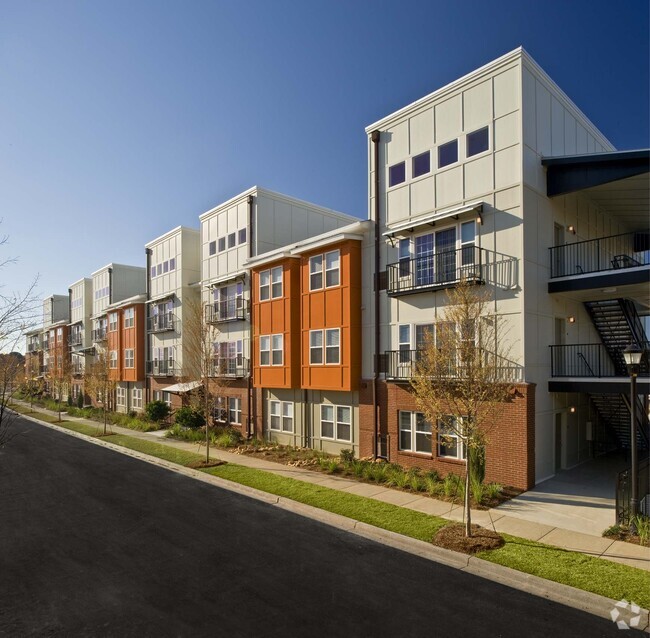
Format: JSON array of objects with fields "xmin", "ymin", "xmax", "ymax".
[{"xmin": 1, "ymin": 0, "xmax": 648, "ymax": 301}]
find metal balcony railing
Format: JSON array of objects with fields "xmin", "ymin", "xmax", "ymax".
[
  {"xmin": 210, "ymin": 357, "xmax": 249, "ymax": 378},
  {"xmin": 549, "ymin": 232, "xmax": 650, "ymax": 279},
  {"xmin": 549, "ymin": 343, "xmax": 650, "ymax": 378},
  {"xmin": 92, "ymin": 328, "xmax": 107, "ymax": 342},
  {"xmin": 205, "ymin": 299, "xmax": 247, "ymax": 324},
  {"xmin": 39, "ymin": 365, "xmax": 49, "ymax": 375},
  {"xmin": 146, "ymin": 360, "xmax": 177, "ymax": 377},
  {"xmin": 68, "ymin": 332, "xmax": 84, "ymax": 347},
  {"xmin": 41, "ymin": 340, "xmax": 49, "ymax": 351},
  {"xmin": 147, "ymin": 312, "xmax": 175, "ymax": 333},
  {"xmin": 27, "ymin": 342, "xmax": 41, "ymax": 352}
]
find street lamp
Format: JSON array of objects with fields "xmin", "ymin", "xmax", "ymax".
[{"xmin": 623, "ymin": 343, "xmax": 644, "ymax": 529}]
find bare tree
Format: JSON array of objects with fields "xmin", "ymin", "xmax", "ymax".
[
  {"xmin": 0, "ymin": 353, "xmax": 24, "ymax": 447},
  {"xmin": 182, "ymin": 296, "xmax": 228, "ymax": 465},
  {"xmin": 85, "ymin": 342, "xmax": 116, "ymax": 435},
  {"xmin": 410, "ymin": 279, "xmax": 518, "ymax": 537},
  {"xmin": 48, "ymin": 352, "xmax": 73, "ymax": 423}
]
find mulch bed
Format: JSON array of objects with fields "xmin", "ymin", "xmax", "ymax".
[
  {"xmin": 188, "ymin": 460, "xmax": 227, "ymax": 469},
  {"xmin": 432, "ymin": 523, "xmax": 505, "ymax": 554},
  {"xmin": 603, "ymin": 528, "xmax": 648, "ymax": 547}
]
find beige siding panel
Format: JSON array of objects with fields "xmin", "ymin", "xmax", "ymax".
[
  {"xmin": 435, "ymin": 166, "xmax": 463, "ymax": 208},
  {"xmin": 495, "ymin": 111, "xmax": 519, "ymax": 151},
  {"xmin": 494, "ymin": 66, "xmax": 519, "ymax": 118},
  {"xmin": 434, "ymin": 94, "xmax": 462, "ymax": 144},
  {"xmin": 386, "ymin": 121, "xmax": 409, "ymax": 164},
  {"xmin": 409, "ymin": 176, "xmax": 435, "ymax": 216},
  {"xmin": 464, "ymin": 154, "xmax": 493, "ymax": 199},
  {"xmin": 387, "ymin": 185, "xmax": 410, "ymax": 225},
  {"xmin": 409, "ymin": 109, "xmax": 434, "ymax": 155},
  {"xmin": 535, "ymin": 81, "xmax": 552, "ymax": 156},
  {"xmin": 522, "ymin": 66, "xmax": 537, "ymax": 150},
  {"xmin": 551, "ymin": 96, "xmax": 565, "ymax": 156},
  {"xmin": 494, "ymin": 144, "xmax": 520, "ymax": 190}
]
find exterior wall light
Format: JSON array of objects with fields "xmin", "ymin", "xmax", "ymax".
[
  {"xmin": 567, "ymin": 225, "xmax": 576, "ymax": 235},
  {"xmin": 568, "ymin": 316, "xmax": 575, "ymax": 323},
  {"xmin": 569, "ymin": 406, "xmax": 576, "ymax": 413}
]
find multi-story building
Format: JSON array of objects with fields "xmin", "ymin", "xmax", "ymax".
[
  {"xmin": 200, "ymin": 186, "xmax": 358, "ymax": 435},
  {"xmin": 24, "ymin": 328, "xmax": 42, "ymax": 382},
  {"xmin": 249, "ymin": 220, "xmax": 370, "ymax": 454},
  {"xmin": 68, "ymin": 278, "xmax": 93, "ymax": 403},
  {"xmin": 41, "ymin": 295, "xmax": 70, "ymax": 395},
  {"xmin": 145, "ymin": 226, "xmax": 201, "ymax": 409},
  {"xmin": 360, "ymin": 47, "xmax": 648, "ymax": 495}
]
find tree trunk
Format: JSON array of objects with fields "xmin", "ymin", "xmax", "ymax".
[
  {"xmin": 205, "ymin": 378, "xmax": 210, "ymax": 464},
  {"xmin": 58, "ymin": 393, "xmax": 61, "ymax": 422},
  {"xmin": 465, "ymin": 448, "xmax": 472, "ymax": 537}
]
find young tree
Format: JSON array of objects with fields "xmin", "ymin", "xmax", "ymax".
[
  {"xmin": 182, "ymin": 296, "xmax": 228, "ymax": 465},
  {"xmin": 85, "ymin": 344, "xmax": 116, "ymax": 435},
  {"xmin": 48, "ymin": 353, "xmax": 73, "ymax": 422},
  {"xmin": 410, "ymin": 279, "xmax": 518, "ymax": 537},
  {"xmin": 0, "ymin": 353, "xmax": 25, "ymax": 447}
]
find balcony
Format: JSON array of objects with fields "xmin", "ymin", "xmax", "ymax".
[
  {"xmin": 147, "ymin": 313, "xmax": 175, "ymax": 333},
  {"xmin": 146, "ymin": 360, "xmax": 177, "ymax": 377},
  {"xmin": 548, "ymin": 232, "xmax": 650, "ymax": 294},
  {"xmin": 205, "ymin": 299, "xmax": 247, "ymax": 324},
  {"xmin": 92, "ymin": 328, "xmax": 107, "ymax": 342},
  {"xmin": 210, "ymin": 357, "xmax": 249, "ymax": 379},
  {"xmin": 41, "ymin": 340, "xmax": 49, "ymax": 351},
  {"xmin": 68, "ymin": 332, "xmax": 84, "ymax": 347},
  {"xmin": 386, "ymin": 247, "xmax": 517, "ymax": 296},
  {"xmin": 39, "ymin": 365, "xmax": 49, "ymax": 375},
  {"xmin": 27, "ymin": 342, "xmax": 41, "ymax": 353}
]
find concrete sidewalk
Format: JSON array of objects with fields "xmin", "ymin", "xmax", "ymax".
[{"xmin": 15, "ymin": 402, "xmax": 650, "ymax": 571}]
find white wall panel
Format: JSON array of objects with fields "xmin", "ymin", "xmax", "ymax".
[
  {"xmin": 435, "ymin": 166, "xmax": 463, "ymax": 208},
  {"xmin": 494, "ymin": 111, "xmax": 519, "ymax": 151},
  {"xmin": 522, "ymin": 67, "xmax": 537, "ymax": 150},
  {"xmin": 386, "ymin": 185, "xmax": 409, "ymax": 224},
  {"xmin": 386, "ymin": 121, "xmax": 409, "ymax": 163},
  {"xmin": 409, "ymin": 109, "xmax": 434, "ymax": 155},
  {"xmin": 463, "ymin": 79, "xmax": 492, "ymax": 132},
  {"xmin": 409, "ymin": 176, "xmax": 434, "ymax": 215},
  {"xmin": 494, "ymin": 145, "xmax": 520, "ymax": 190},
  {"xmin": 551, "ymin": 96, "xmax": 565, "ymax": 155},
  {"xmin": 464, "ymin": 154, "xmax": 493, "ymax": 199},
  {"xmin": 434, "ymin": 94, "xmax": 462, "ymax": 143},
  {"xmin": 494, "ymin": 66, "xmax": 519, "ymax": 118},
  {"xmin": 535, "ymin": 81, "xmax": 552, "ymax": 156}
]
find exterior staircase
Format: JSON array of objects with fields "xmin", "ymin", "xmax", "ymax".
[{"xmin": 590, "ymin": 394, "xmax": 649, "ymax": 450}]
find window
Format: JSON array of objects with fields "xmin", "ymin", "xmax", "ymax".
[
  {"xmin": 218, "ymin": 237, "xmax": 226, "ymax": 252},
  {"xmin": 163, "ymin": 261, "xmax": 169, "ymax": 273},
  {"xmin": 228, "ymin": 232, "xmax": 236, "ymax": 248},
  {"xmin": 398, "ymin": 239, "xmax": 411, "ymax": 277},
  {"xmin": 325, "ymin": 250, "xmax": 340, "ymax": 287},
  {"xmin": 460, "ymin": 221, "xmax": 476, "ymax": 269},
  {"xmin": 169, "ymin": 258, "xmax": 176, "ymax": 271},
  {"xmin": 389, "ymin": 161, "xmax": 406, "ymax": 187},
  {"xmin": 124, "ymin": 308, "xmax": 134, "ymax": 328},
  {"xmin": 320, "ymin": 404, "xmax": 351, "ymax": 442},
  {"xmin": 309, "ymin": 330, "xmax": 323, "ymax": 364},
  {"xmin": 438, "ymin": 416, "xmax": 466, "ymax": 459},
  {"xmin": 438, "ymin": 139, "xmax": 458, "ymax": 168},
  {"xmin": 309, "ymin": 255, "xmax": 323, "ymax": 290},
  {"xmin": 399, "ymin": 411, "xmax": 432, "ymax": 454},
  {"xmin": 109, "ymin": 313, "xmax": 118, "ymax": 332},
  {"xmin": 156, "ymin": 264, "xmax": 162, "ymax": 276},
  {"xmin": 228, "ymin": 397, "xmax": 242, "ymax": 425},
  {"xmin": 270, "ymin": 400, "xmax": 293, "ymax": 432},
  {"xmin": 260, "ymin": 335, "xmax": 270, "ymax": 366},
  {"xmin": 412, "ymin": 151, "xmax": 430, "ymax": 178},
  {"xmin": 467, "ymin": 126, "xmax": 489, "ymax": 157},
  {"xmin": 151, "ymin": 266, "xmax": 156, "ymax": 278},
  {"xmin": 124, "ymin": 349, "xmax": 134, "ymax": 368},
  {"xmin": 132, "ymin": 388, "xmax": 143, "ymax": 409},
  {"xmin": 259, "ymin": 270, "xmax": 270, "ymax": 301},
  {"xmin": 272, "ymin": 334, "xmax": 283, "ymax": 365},
  {"xmin": 325, "ymin": 329, "xmax": 340, "ymax": 364},
  {"xmin": 238, "ymin": 228, "xmax": 247, "ymax": 244},
  {"xmin": 116, "ymin": 387, "xmax": 126, "ymax": 406},
  {"xmin": 57, "ymin": 327, "xmax": 63, "ymax": 338},
  {"xmin": 109, "ymin": 350, "xmax": 118, "ymax": 368},
  {"xmin": 209, "ymin": 241, "xmax": 217, "ymax": 256},
  {"xmin": 398, "ymin": 324, "xmax": 411, "ymax": 364},
  {"xmin": 271, "ymin": 266, "xmax": 283, "ymax": 298},
  {"xmin": 213, "ymin": 282, "xmax": 244, "ymax": 320}
]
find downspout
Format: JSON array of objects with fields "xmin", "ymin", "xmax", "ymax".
[
  {"xmin": 303, "ymin": 389, "xmax": 310, "ymax": 448},
  {"xmin": 371, "ymin": 130, "xmax": 382, "ymax": 459},
  {"xmin": 108, "ymin": 267, "xmax": 113, "ymax": 305},
  {"xmin": 145, "ymin": 249, "xmax": 152, "ymax": 404},
  {"xmin": 247, "ymin": 194, "xmax": 254, "ymax": 439}
]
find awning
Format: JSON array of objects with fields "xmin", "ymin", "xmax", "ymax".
[
  {"xmin": 162, "ymin": 381, "xmax": 201, "ymax": 394},
  {"xmin": 383, "ymin": 201, "xmax": 484, "ymax": 239},
  {"xmin": 146, "ymin": 292, "xmax": 176, "ymax": 304}
]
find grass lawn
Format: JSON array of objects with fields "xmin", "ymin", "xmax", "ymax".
[{"xmin": 14, "ymin": 405, "xmax": 650, "ymax": 609}]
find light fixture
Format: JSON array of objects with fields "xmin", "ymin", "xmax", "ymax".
[
  {"xmin": 567, "ymin": 225, "xmax": 576, "ymax": 235},
  {"xmin": 568, "ymin": 316, "xmax": 576, "ymax": 324},
  {"xmin": 569, "ymin": 406, "xmax": 576, "ymax": 413},
  {"xmin": 623, "ymin": 343, "xmax": 644, "ymax": 372}
]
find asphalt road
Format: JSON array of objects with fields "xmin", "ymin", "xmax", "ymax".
[{"xmin": 0, "ymin": 415, "xmax": 640, "ymax": 637}]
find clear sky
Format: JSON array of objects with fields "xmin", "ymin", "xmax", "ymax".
[{"xmin": 1, "ymin": 0, "xmax": 648, "ymax": 302}]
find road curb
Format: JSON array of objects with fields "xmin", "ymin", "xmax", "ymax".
[{"xmin": 20, "ymin": 412, "xmax": 650, "ymax": 630}]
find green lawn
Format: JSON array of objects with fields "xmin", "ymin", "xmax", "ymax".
[{"xmin": 14, "ymin": 404, "xmax": 650, "ymax": 609}]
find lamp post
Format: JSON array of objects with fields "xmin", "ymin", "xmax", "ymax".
[{"xmin": 623, "ymin": 343, "xmax": 644, "ymax": 529}]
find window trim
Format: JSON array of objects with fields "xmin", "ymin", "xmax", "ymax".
[
  {"xmin": 437, "ymin": 415, "xmax": 467, "ymax": 460},
  {"xmin": 388, "ymin": 160, "xmax": 406, "ymax": 188},
  {"xmin": 124, "ymin": 349, "xmax": 134, "ymax": 369},
  {"xmin": 466, "ymin": 125, "xmax": 490, "ymax": 159},
  {"xmin": 309, "ymin": 249, "xmax": 340, "ymax": 291},
  {"xmin": 269, "ymin": 400, "xmax": 293, "ymax": 433},
  {"xmin": 398, "ymin": 410, "xmax": 433, "ymax": 455},
  {"xmin": 438, "ymin": 138, "xmax": 459, "ymax": 169},
  {"xmin": 260, "ymin": 334, "xmax": 282, "ymax": 366},
  {"xmin": 320, "ymin": 404, "xmax": 352, "ymax": 442}
]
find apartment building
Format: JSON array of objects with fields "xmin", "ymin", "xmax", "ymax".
[
  {"xmin": 145, "ymin": 226, "xmax": 201, "ymax": 408},
  {"xmin": 68, "ymin": 278, "xmax": 93, "ymax": 403},
  {"xmin": 360, "ymin": 47, "xmax": 649, "ymax": 495},
  {"xmin": 249, "ymin": 220, "xmax": 370, "ymax": 454},
  {"xmin": 41, "ymin": 295, "xmax": 70, "ymax": 395},
  {"xmin": 200, "ymin": 186, "xmax": 358, "ymax": 435}
]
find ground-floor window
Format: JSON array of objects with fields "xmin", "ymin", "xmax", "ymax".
[
  {"xmin": 228, "ymin": 397, "xmax": 242, "ymax": 425},
  {"xmin": 132, "ymin": 388, "xmax": 143, "ymax": 409},
  {"xmin": 320, "ymin": 404, "xmax": 351, "ymax": 442},
  {"xmin": 437, "ymin": 415, "xmax": 466, "ymax": 460},
  {"xmin": 399, "ymin": 410, "xmax": 432, "ymax": 454},
  {"xmin": 153, "ymin": 390, "xmax": 172, "ymax": 406},
  {"xmin": 116, "ymin": 387, "xmax": 126, "ymax": 407},
  {"xmin": 269, "ymin": 400, "xmax": 293, "ymax": 432}
]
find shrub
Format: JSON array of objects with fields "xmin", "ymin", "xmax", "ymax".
[
  {"xmin": 167, "ymin": 423, "xmax": 205, "ymax": 442},
  {"xmin": 424, "ymin": 475, "xmax": 442, "ymax": 497},
  {"xmin": 443, "ymin": 473, "xmax": 462, "ymax": 498},
  {"xmin": 485, "ymin": 482, "xmax": 503, "ymax": 500},
  {"xmin": 175, "ymin": 407, "xmax": 205, "ymax": 429},
  {"xmin": 214, "ymin": 428, "xmax": 243, "ymax": 448},
  {"xmin": 145, "ymin": 400, "xmax": 171, "ymax": 423},
  {"xmin": 77, "ymin": 393, "xmax": 84, "ymax": 409},
  {"xmin": 340, "ymin": 449, "xmax": 355, "ymax": 465},
  {"xmin": 67, "ymin": 395, "xmax": 73, "ymax": 407},
  {"xmin": 471, "ymin": 476, "xmax": 485, "ymax": 505},
  {"xmin": 351, "ymin": 460, "xmax": 365, "ymax": 477},
  {"xmin": 633, "ymin": 515, "xmax": 650, "ymax": 546}
]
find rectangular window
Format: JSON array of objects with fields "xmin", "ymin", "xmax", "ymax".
[
  {"xmin": 218, "ymin": 237, "xmax": 226, "ymax": 252},
  {"xmin": 438, "ymin": 416, "xmax": 465, "ymax": 459},
  {"xmin": 271, "ymin": 334, "xmax": 283, "ymax": 365},
  {"xmin": 260, "ymin": 335, "xmax": 270, "ymax": 366},
  {"xmin": 389, "ymin": 161, "xmax": 406, "ymax": 187},
  {"xmin": 208, "ymin": 241, "xmax": 216, "ymax": 255},
  {"xmin": 269, "ymin": 400, "xmax": 292, "ymax": 432},
  {"xmin": 124, "ymin": 349, "xmax": 134, "ymax": 368},
  {"xmin": 325, "ymin": 250, "xmax": 340, "ymax": 287},
  {"xmin": 270, "ymin": 400, "xmax": 281, "ymax": 430},
  {"xmin": 282, "ymin": 402, "xmax": 293, "ymax": 432},
  {"xmin": 460, "ymin": 221, "xmax": 476, "ymax": 268},
  {"xmin": 156, "ymin": 264, "xmax": 162, "ymax": 276},
  {"xmin": 163, "ymin": 261, "xmax": 169, "ymax": 273},
  {"xmin": 309, "ymin": 330, "xmax": 323, "ymax": 364},
  {"xmin": 132, "ymin": 388, "xmax": 143, "ymax": 409},
  {"xmin": 412, "ymin": 151, "xmax": 430, "ymax": 178},
  {"xmin": 398, "ymin": 238, "xmax": 411, "ymax": 277},
  {"xmin": 271, "ymin": 266, "xmax": 283, "ymax": 298},
  {"xmin": 116, "ymin": 387, "xmax": 126, "ymax": 406},
  {"xmin": 109, "ymin": 350, "xmax": 118, "ymax": 368},
  {"xmin": 259, "ymin": 270, "xmax": 270, "ymax": 301},
  {"xmin": 109, "ymin": 313, "xmax": 118, "ymax": 332},
  {"xmin": 325, "ymin": 328, "xmax": 340, "ymax": 364},
  {"xmin": 320, "ymin": 404, "xmax": 351, "ymax": 442},
  {"xmin": 467, "ymin": 126, "xmax": 489, "ymax": 157},
  {"xmin": 228, "ymin": 232, "xmax": 236, "ymax": 248},
  {"xmin": 238, "ymin": 228, "xmax": 247, "ymax": 244},
  {"xmin": 124, "ymin": 308, "xmax": 134, "ymax": 328},
  {"xmin": 398, "ymin": 324, "xmax": 411, "ymax": 364},
  {"xmin": 438, "ymin": 139, "xmax": 458, "ymax": 168},
  {"xmin": 169, "ymin": 258, "xmax": 176, "ymax": 271},
  {"xmin": 228, "ymin": 397, "xmax": 242, "ymax": 425},
  {"xmin": 399, "ymin": 411, "xmax": 432, "ymax": 454},
  {"xmin": 309, "ymin": 255, "xmax": 323, "ymax": 290},
  {"xmin": 151, "ymin": 266, "xmax": 156, "ymax": 278}
]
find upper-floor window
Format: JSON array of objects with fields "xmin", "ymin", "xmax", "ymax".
[
  {"xmin": 238, "ymin": 228, "xmax": 247, "ymax": 244},
  {"xmin": 169, "ymin": 258, "xmax": 176, "ymax": 271},
  {"xmin": 228, "ymin": 232, "xmax": 236, "ymax": 249},
  {"xmin": 309, "ymin": 250, "xmax": 340, "ymax": 290},
  {"xmin": 218, "ymin": 237, "xmax": 226, "ymax": 252},
  {"xmin": 124, "ymin": 349, "xmax": 134, "ymax": 368},
  {"xmin": 109, "ymin": 313, "xmax": 118, "ymax": 332},
  {"xmin": 259, "ymin": 266, "xmax": 283, "ymax": 301},
  {"xmin": 209, "ymin": 241, "xmax": 217, "ymax": 256},
  {"xmin": 438, "ymin": 139, "xmax": 458, "ymax": 168},
  {"xmin": 259, "ymin": 334, "xmax": 283, "ymax": 366},
  {"xmin": 124, "ymin": 308, "xmax": 134, "ymax": 328},
  {"xmin": 109, "ymin": 350, "xmax": 118, "ymax": 368},
  {"xmin": 309, "ymin": 328, "xmax": 340, "ymax": 365},
  {"xmin": 56, "ymin": 327, "xmax": 63, "ymax": 338},
  {"xmin": 412, "ymin": 151, "xmax": 430, "ymax": 178},
  {"xmin": 389, "ymin": 161, "xmax": 406, "ymax": 187},
  {"xmin": 467, "ymin": 126, "xmax": 489, "ymax": 158}
]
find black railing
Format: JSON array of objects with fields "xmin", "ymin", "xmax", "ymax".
[
  {"xmin": 92, "ymin": 328, "xmax": 107, "ymax": 342},
  {"xmin": 27, "ymin": 342, "xmax": 41, "ymax": 352},
  {"xmin": 41, "ymin": 340, "xmax": 49, "ymax": 351},
  {"xmin": 205, "ymin": 299, "xmax": 247, "ymax": 324},
  {"xmin": 549, "ymin": 232, "xmax": 650, "ymax": 279},
  {"xmin": 550, "ymin": 343, "xmax": 650, "ymax": 378},
  {"xmin": 68, "ymin": 332, "xmax": 83, "ymax": 347},
  {"xmin": 616, "ymin": 457, "xmax": 650, "ymax": 525},
  {"xmin": 147, "ymin": 313, "xmax": 175, "ymax": 333},
  {"xmin": 146, "ymin": 360, "xmax": 177, "ymax": 377},
  {"xmin": 210, "ymin": 357, "xmax": 249, "ymax": 378}
]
